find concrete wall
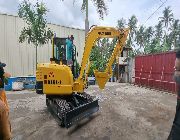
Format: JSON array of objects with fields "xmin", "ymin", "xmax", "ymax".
[
  {"xmin": 128, "ymin": 58, "xmax": 135, "ymax": 83},
  {"xmin": 0, "ymin": 13, "xmax": 85, "ymax": 76}
]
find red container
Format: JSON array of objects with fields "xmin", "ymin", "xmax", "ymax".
[{"xmin": 135, "ymin": 51, "xmax": 176, "ymax": 93}]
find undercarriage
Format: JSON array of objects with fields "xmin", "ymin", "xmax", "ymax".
[{"xmin": 46, "ymin": 93, "xmax": 99, "ymax": 128}]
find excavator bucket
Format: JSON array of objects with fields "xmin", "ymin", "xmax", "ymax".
[{"xmin": 94, "ymin": 70, "xmax": 110, "ymax": 89}]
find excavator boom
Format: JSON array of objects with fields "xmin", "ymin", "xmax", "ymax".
[{"xmin": 74, "ymin": 26, "xmax": 129, "ymax": 91}]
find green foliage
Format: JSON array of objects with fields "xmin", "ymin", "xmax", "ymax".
[
  {"xmin": 89, "ymin": 62, "xmax": 96, "ymax": 76},
  {"xmin": 18, "ymin": 0, "xmax": 53, "ymax": 45},
  {"xmin": 81, "ymin": 0, "xmax": 110, "ymax": 19},
  {"xmin": 117, "ymin": 6, "xmax": 180, "ymax": 56},
  {"xmin": 117, "ymin": 18, "xmax": 126, "ymax": 29},
  {"xmin": 89, "ymin": 38, "xmax": 115, "ymax": 76},
  {"xmin": 61, "ymin": 0, "xmax": 110, "ymax": 20},
  {"xmin": 18, "ymin": 0, "xmax": 53, "ymax": 67},
  {"xmin": 60, "ymin": 0, "xmax": 112, "ymax": 75},
  {"xmin": 159, "ymin": 6, "xmax": 174, "ymax": 28},
  {"xmin": 128, "ymin": 15, "xmax": 138, "ymax": 39}
]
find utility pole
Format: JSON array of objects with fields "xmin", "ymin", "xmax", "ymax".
[{"xmin": 85, "ymin": 0, "xmax": 89, "ymax": 36}]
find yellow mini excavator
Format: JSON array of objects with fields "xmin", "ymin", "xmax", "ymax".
[{"xmin": 36, "ymin": 26, "xmax": 129, "ymax": 128}]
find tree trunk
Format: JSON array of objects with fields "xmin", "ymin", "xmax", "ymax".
[
  {"xmin": 85, "ymin": 0, "xmax": 89, "ymax": 36},
  {"xmin": 36, "ymin": 45, "xmax": 38, "ymax": 70}
]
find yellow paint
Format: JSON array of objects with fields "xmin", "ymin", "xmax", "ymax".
[
  {"xmin": 37, "ymin": 63, "xmax": 73, "ymax": 95},
  {"xmin": 94, "ymin": 70, "xmax": 110, "ymax": 89},
  {"xmin": 36, "ymin": 26, "xmax": 129, "ymax": 95},
  {"xmin": 74, "ymin": 26, "xmax": 129, "ymax": 91}
]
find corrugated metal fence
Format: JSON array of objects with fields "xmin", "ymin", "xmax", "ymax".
[
  {"xmin": 135, "ymin": 52, "xmax": 176, "ymax": 93},
  {"xmin": 0, "ymin": 13, "xmax": 85, "ymax": 76}
]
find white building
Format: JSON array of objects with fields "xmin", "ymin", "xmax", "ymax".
[{"xmin": 0, "ymin": 13, "xmax": 85, "ymax": 76}]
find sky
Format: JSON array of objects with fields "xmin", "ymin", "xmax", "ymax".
[{"xmin": 0, "ymin": 0, "xmax": 180, "ymax": 29}]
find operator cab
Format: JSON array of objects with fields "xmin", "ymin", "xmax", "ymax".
[
  {"xmin": 50, "ymin": 37, "xmax": 67, "ymax": 64},
  {"xmin": 50, "ymin": 35, "xmax": 78, "ymax": 78}
]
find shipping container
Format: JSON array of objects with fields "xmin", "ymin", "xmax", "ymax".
[{"xmin": 135, "ymin": 52, "xmax": 176, "ymax": 93}]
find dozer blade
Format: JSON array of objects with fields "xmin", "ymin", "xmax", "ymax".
[{"xmin": 64, "ymin": 99, "xmax": 99, "ymax": 128}]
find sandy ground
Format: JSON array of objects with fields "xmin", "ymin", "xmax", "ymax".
[{"xmin": 7, "ymin": 83, "xmax": 177, "ymax": 140}]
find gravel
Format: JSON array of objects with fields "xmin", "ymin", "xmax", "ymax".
[{"xmin": 7, "ymin": 82, "xmax": 177, "ymax": 140}]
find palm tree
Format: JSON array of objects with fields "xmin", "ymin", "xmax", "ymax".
[
  {"xmin": 81, "ymin": 0, "xmax": 110, "ymax": 34},
  {"xmin": 61, "ymin": 0, "xmax": 110, "ymax": 34},
  {"xmin": 159, "ymin": 6, "xmax": 174, "ymax": 49},
  {"xmin": 143, "ymin": 26, "xmax": 154, "ymax": 54},
  {"xmin": 81, "ymin": 0, "xmax": 109, "ymax": 19},
  {"xmin": 159, "ymin": 6, "xmax": 174, "ymax": 29},
  {"xmin": 128, "ymin": 15, "xmax": 138, "ymax": 38},
  {"xmin": 151, "ymin": 22, "xmax": 163, "ymax": 53},
  {"xmin": 169, "ymin": 19, "xmax": 180, "ymax": 49},
  {"xmin": 127, "ymin": 15, "xmax": 138, "ymax": 48},
  {"xmin": 155, "ymin": 22, "xmax": 163, "ymax": 40},
  {"xmin": 144, "ymin": 26, "xmax": 154, "ymax": 44},
  {"xmin": 117, "ymin": 18, "xmax": 126, "ymax": 29},
  {"xmin": 136, "ymin": 26, "xmax": 145, "ymax": 52}
]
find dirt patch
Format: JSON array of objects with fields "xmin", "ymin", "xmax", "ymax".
[{"xmin": 7, "ymin": 83, "xmax": 176, "ymax": 140}]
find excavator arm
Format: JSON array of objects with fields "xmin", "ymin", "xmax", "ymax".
[{"xmin": 73, "ymin": 26, "xmax": 129, "ymax": 92}]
